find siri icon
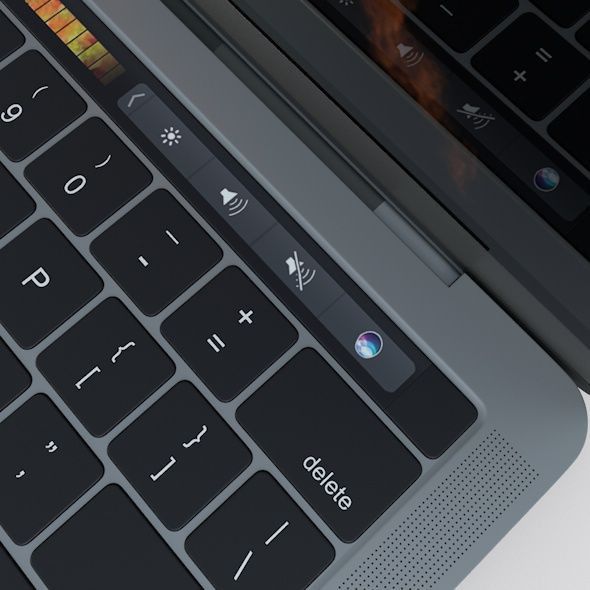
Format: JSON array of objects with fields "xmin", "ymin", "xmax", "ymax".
[
  {"xmin": 354, "ymin": 331, "xmax": 384, "ymax": 360},
  {"xmin": 533, "ymin": 167, "xmax": 560, "ymax": 193}
]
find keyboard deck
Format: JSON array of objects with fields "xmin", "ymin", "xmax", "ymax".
[{"xmin": 0, "ymin": 1, "xmax": 478, "ymax": 588}]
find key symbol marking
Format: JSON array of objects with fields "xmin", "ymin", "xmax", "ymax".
[
  {"xmin": 1, "ymin": 103, "xmax": 23, "ymax": 123},
  {"xmin": 22, "ymin": 267, "xmax": 51, "ymax": 289},
  {"xmin": 111, "ymin": 342, "xmax": 136, "ymax": 364},
  {"xmin": 75, "ymin": 366, "xmax": 101, "ymax": 390},
  {"xmin": 32, "ymin": 86, "xmax": 49, "ymax": 99},
  {"xmin": 182, "ymin": 425, "xmax": 208, "ymax": 448},
  {"xmin": 150, "ymin": 456, "xmax": 176, "ymax": 482},
  {"xmin": 238, "ymin": 309, "xmax": 254, "ymax": 325},
  {"xmin": 207, "ymin": 334, "xmax": 225, "ymax": 353},
  {"xmin": 45, "ymin": 441, "xmax": 58, "ymax": 453}
]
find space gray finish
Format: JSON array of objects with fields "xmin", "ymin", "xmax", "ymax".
[
  {"xmin": 85, "ymin": 1, "xmax": 586, "ymax": 586},
  {"xmin": 196, "ymin": 0, "xmax": 590, "ymax": 389},
  {"xmin": 338, "ymin": 430, "xmax": 539, "ymax": 589},
  {"xmin": 0, "ymin": 2, "xmax": 585, "ymax": 589}
]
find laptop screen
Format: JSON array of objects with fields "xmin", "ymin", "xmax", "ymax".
[{"xmin": 305, "ymin": 0, "xmax": 590, "ymax": 262}]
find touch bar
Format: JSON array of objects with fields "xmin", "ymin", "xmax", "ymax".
[{"xmin": 118, "ymin": 84, "xmax": 416, "ymax": 394}]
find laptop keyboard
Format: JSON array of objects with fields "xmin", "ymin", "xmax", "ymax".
[
  {"xmin": 37, "ymin": 298, "xmax": 176, "ymax": 437},
  {"xmin": 0, "ymin": 545, "xmax": 31, "ymax": 590},
  {"xmin": 400, "ymin": 0, "xmax": 519, "ymax": 52},
  {"xmin": 25, "ymin": 117, "xmax": 152, "ymax": 236},
  {"xmin": 0, "ymin": 10, "xmax": 23, "ymax": 60},
  {"xmin": 0, "ymin": 395, "xmax": 103, "ymax": 545},
  {"xmin": 0, "ymin": 51, "xmax": 86, "ymax": 161},
  {"xmin": 530, "ymin": 0, "xmax": 589, "ymax": 27},
  {"xmin": 32, "ymin": 486, "xmax": 201, "ymax": 590},
  {"xmin": 186, "ymin": 472, "xmax": 335, "ymax": 590},
  {"xmin": 0, "ymin": 1, "xmax": 478, "ymax": 588},
  {"xmin": 0, "ymin": 165, "xmax": 35, "ymax": 238},
  {"xmin": 0, "ymin": 220, "xmax": 103, "ymax": 349},
  {"xmin": 473, "ymin": 13, "xmax": 590, "ymax": 121},
  {"xmin": 0, "ymin": 338, "xmax": 30, "ymax": 411}
]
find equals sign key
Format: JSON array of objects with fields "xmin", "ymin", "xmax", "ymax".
[{"xmin": 535, "ymin": 47, "xmax": 552, "ymax": 63}]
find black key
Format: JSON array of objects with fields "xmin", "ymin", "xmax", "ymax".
[
  {"xmin": 237, "ymin": 350, "xmax": 422, "ymax": 543},
  {"xmin": 473, "ymin": 14, "xmax": 590, "ymax": 120},
  {"xmin": 530, "ymin": 0, "xmax": 589, "ymax": 27},
  {"xmin": 186, "ymin": 472, "xmax": 334, "ymax": 590},
  {"xmin": 33, "ymin": 486, "xmax": 201, "ymax": 590},
  {"xmin": 0, "ymin": 220, "xmax": 102, "ymax": 349},
  {"xmin": 386, "ymin": 366, "xmax": 477, "ymax": 459},
  {"xmin": 163, "ymin": 267, "xmax": 298, "ymax": 402},
  {"xmin": 0, "ymin": 13, "xmax": 24, "ymax": 62},
  {"xmin": 38, "ymin": 298, "xmax": 175, "ymax": 437},
  {"xmin": 0, "ymin": 395, "xmax": 102, "ymax": 544},
  {"xmin": 549, "ymin": 89, "xmax": 590, "ymax": 170},
  {"xmin": 110, "ymin": 382, "xmax": 251, "ymax": 530},
  {"xmin": 0, "ymin": 51, "xmax": 86, "ymax": 161},
  {"xmin": 0, "ymin": 338, "xmax": 30, "ymax": 411},
  {"xmin": 92, "ymin": 190, "xmax": 222, "ymax": 315},
  {"xmin": 0, "ymin": 545, "xmax": 32, "ymax": 589},
  {"xmin": 26, "ymin": 118, "xmax": 152, "ymax": 236},
  {"xmin": 401, "ymin": 0, "xmax": 517, "ymax": 52},
  {"xmin": 578, "ymin": 21, "xmax": 590, "ymax": 51},
  {"xmin": 0, "ymin": 165, "xmax": 35, "ymax": 239}
]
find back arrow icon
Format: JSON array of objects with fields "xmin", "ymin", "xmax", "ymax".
[{"xmin": 127, "ymin": 92, "xmax": 147, "ymax": 109}]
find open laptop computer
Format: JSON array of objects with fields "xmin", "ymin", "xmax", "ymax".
[{"xmin": 0, "ymin": 0, "xmax": 586, "ymax": 588}]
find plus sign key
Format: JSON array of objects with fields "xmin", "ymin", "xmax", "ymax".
[
  {"xmin": 162, "ymin": 267, "xmax": 298, "ymax": 402},
  {"xmin": 473, "ymin": 14, "xmax": 590, "ymax": 120}
]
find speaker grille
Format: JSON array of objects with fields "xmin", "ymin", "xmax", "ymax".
[{"xmin": 338, "ymin": 430, "xmax": 538, "ymax": 590}]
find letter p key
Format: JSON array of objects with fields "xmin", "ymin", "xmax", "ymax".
[{"xmin": 22, "ymin": 267, "xmax": 51, "ymax": 289}]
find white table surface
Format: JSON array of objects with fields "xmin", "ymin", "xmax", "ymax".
[{"xmin": 459, "ymin": 389, "xmax": 590, "ymax": 589}]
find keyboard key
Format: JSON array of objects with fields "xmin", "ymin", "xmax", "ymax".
[
  {"xmin": 38, "ymin": 298, "xmax": 175, "ymax": 437},
  {"xmin": 549, "ymin": 89, "xmax": 590, "ymax": 170},
  {"xmin": 0, "ymin": 13, "xmax": 24, "ymax": 62},
  {"xmin": 237, "ymin": 350, "xmax": 422, "ymax": 542},
  {"xmin": 0, "ymin": 51, "xmax": 86, "ymax": 161},
  {"xmin": 163, "ymin": 267, "xmax": 298, "ymax": 402},
  {"xmin": 189, "ymin": 158, "xmax": 277, "ymax": 245},
  {"xmin": 110, "ymin": 382, "xmax": 251, "ymax": 530},
  {"xmin": 0, "ymin": 395, "xmax": 102, "ymax": 544},
  {"xmin": 0, "ymin": 220, "xmax": 102, "ymax": 349},
  {"xmin": 0, "ymin": 165, "xmax": 35, "ymax": 239},
  {"xmin": 33, "ymin": 486, "xmax": 201, "ymax": 590},
  {"xmin": 26, "ymin": 118, "xmax": 152, "ymax": 236},
  {"xmin": 92, "ymin": 190, "xmax": 222, "ymax": 316},
  {"xmin": 473, "ymin": 14, "xmax": 590, "ymax": 120},
  {"xmin": 0, "ymin": 339, "xmax": 30, "ymax": 411},
  {"xmin": 0, "ymin": 545, "xmax": 32, "ymax": 589},
  {"xmin": 578, "ymin": 21, "xmax": 590, "ymax": 51},
  {"xmin": 530, "ymin": 0, "xmax": 589, "ymax": 27},
  {"xmin": 401, "ymin": 0, "xmax": 517, "ymax": 52},
  {"xmin": 386, "ymin": 366, "xmax": 477, "ymax": 459},
  {"xmin": 186, "ymin": 472, "xmax": 334, "ymax": 590}
]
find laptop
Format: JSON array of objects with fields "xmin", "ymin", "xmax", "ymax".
[{"xmin": 0, "ymin": 0, "xmax": 586, "ymax": 588}]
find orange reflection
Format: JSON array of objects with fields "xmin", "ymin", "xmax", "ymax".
[{"xmin": 361, "ymin": 0, "xmax": 474, "ymax": 187}]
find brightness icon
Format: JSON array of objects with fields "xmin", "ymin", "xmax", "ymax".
[{"xmin": 161, "ymin": 127, "xmax": 182, "ymax": 147}]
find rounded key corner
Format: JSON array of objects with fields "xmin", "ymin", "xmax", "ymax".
[
  {"xmin": 19, "ymin": 369, "xmax": 33, "ymax": 393},
  {"xmin": 425, "ymin": 402, "xmax": 479, "ymax": 461}
]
